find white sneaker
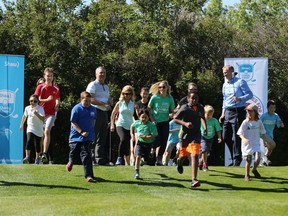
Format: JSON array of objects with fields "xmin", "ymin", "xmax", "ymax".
[{"xmin": 262, "ymin": 155, "xmax": 271, "ymax": 166}]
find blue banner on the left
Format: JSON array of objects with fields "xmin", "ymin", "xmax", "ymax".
[{"xmin": 0, "ymin": 55, "xmax": 25, "ymax": 164}]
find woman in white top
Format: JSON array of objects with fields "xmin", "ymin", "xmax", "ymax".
[
  {"xmin": 111, "ymin": 85, "xmax": 135, "ymax": 165},
  {"xmin": 20, "ymin": 94, "xmax": 45, "ymax": 164}
]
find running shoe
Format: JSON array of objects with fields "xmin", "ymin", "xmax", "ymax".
[
  {"xmin": 23, "ymin": 157, "xmax": 30, "ymax": 164},
  {"xmin": 41, "ymin": 153, "xmax": 48, "ymax": 164},
  {"xmin": 66, "ymin": 162, "xmax": 73, "ymax": 172},
  {"xmin": 252, "ymin": 169, "xmax": 261, "ymax": 178},
  {"xmin": 134, "ymin": 171, "xmax": 140, "ymax": 179},
  {"xmin": 34, "ymin": 158, "xmax": 40, "ymax": 164},
  {"xmin": 176, "ymin": 158, "xmax": 183, "ymax": 174},
  {"xmin": 244, "ymin": 175, "xmax": 251, "ymax": 181},
  {"xmin": 202, "ymin": 163, "xmax": 208, "ymax": 171},
  {"xmin": 86, "ymin": 176, "xmax": 97, "ymax": 183},
  {"xmin": 191, "ymin": 179, "xmax": 201, "ymax": 188}
]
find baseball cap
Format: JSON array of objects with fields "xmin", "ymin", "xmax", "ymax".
[{"xmin": 245, "ymin": 103, "xmax": 258, "ymax": 112}]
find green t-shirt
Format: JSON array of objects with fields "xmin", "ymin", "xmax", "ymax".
[
  {"xmin": 132, "ymin": 120, "xmax": 158, "ymax": 143},
  {"xmin": 148, "ymin": 94, "xmax": 175, "ymax": 123},
  {"xmin": 201, "ymin": 117, "xmax": 222, "ymax": 139}
]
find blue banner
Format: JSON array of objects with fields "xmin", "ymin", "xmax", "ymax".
[{"xmin": 0, "ymin": 55, "xmax": 25, "ymax": 164}]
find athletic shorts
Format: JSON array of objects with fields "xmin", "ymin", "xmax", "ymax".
[
  {"xmin": 179, "ymin": 139, "xmax": 200, "ymax": 157},
  {"xmin": 44, "ymin": 115, "xmax": 56, "ymax": 129},
  {"xmin": 200, "ymin": 137, "xmax": 214, "ymax": 153},
  {"xmin": 165, "ymin": 142, "xmax": 177, "ymax": 153}
]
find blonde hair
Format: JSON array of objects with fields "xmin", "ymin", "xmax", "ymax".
[
  {"xmin": 149, "ymin": 80, "xmax": 172, "ymax": 96},
  {"xmin": 204, "ymin": 105, "xmax": 214, "ymax": 113},
  {"xmin": 119, "ymin": 85, "xmax": 135, "ymax": 101}
]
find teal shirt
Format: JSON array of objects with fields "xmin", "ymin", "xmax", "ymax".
[
  {"xmin": 132, "ymin": 120, "xmax": 158, "ymax": 143},
  {"xmin": 201, "ymin": 117, "xmax": 222, "ymax": 139},
  {"xmin": 148, "ymin": 94, "xmax": 175, "ymax": 123},
  {"xmin": 116, "ymin": 100, "xmax": 134, "ymax": 130}
]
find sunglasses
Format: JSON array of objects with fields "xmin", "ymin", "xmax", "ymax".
[
  {"xmin": 30, "ymin": 100, "xmax": 37, "ymax": 103},
  {"xmin": 158, "ymin": 86, "xmax": 166, "ymax": 89},
  {"xmin": 123, "ymin": 93, "xmax": 131, "ymax": 96}
]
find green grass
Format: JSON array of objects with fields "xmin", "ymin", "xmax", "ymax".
[{"xmin": 0, "ymin": 164, "xmax": 287, "ymax": 216}]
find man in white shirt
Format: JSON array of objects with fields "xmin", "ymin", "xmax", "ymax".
[{"xmin": 86, "ymin": 66, "xmax": 112, "ymax": 165}]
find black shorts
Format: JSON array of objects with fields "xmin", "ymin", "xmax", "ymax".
[{"xmin": 135, "ymin": 141, "xmax": 152, "ymax": 161}]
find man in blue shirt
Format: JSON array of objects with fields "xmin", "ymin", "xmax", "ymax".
[
  {"xmin": 219, "ymin": 65, "xmax": 253, "ymax": 166},
  {"xmin": 66, "ymin": 91, "xmax": 97, "ymax": 182}
]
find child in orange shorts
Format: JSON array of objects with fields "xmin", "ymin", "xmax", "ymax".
[{"xmin": 174, "ymin": 91, "xmax": 207, "ymax": 188}]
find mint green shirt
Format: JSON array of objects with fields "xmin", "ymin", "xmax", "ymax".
[
  {"xmin": 201, "ymin": 117, "xmax": 222, "ymax": 139},
  {"xmin": 132, "ymin": 120, "xmax": 158, "ymax": 143},
  {"xmin": 148, "ymin": 95, "xmax": 175, "ymax": 123}
]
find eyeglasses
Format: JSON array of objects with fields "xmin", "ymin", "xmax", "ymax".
[
  {"xmin": 30, "ymin": 100, "xmax": 37, "ymax": 103},
  {"xmin": 158, "ymin": 86, "xmax": 166, "ymax": 89},
  {"xmin": 123, "ymin": 93, "xmax": 131, "ymax": 96}
]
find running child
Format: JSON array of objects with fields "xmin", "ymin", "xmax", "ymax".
[
  {"xmin": 130, "ymin": 109, "xmax": 158, "ymax": 179},
  {"xmin": 260, "ymin": 100, "xmax": 284, "ymax": 165},
  {"xmin": 199, "ymin": 105, "xmax": 222, "ymax": 171},
  {"xmin": 162, "ymin": 117, "xmax": 181, "ymax": 166},
  {"xmin": 20, "ymin": 94, "xmax": 45, "ymax": 164},
  {"xmin": 174, "ymin": 91, "xmax": 207, "ymax": 188},
  {"xmin": 237, "ymin": 103, "xmax": 268, "ymax": 181}
]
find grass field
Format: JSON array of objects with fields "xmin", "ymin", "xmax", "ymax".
[{"xmin": 0, "ymin": 164, "xmax": 287, "ymax": 216}]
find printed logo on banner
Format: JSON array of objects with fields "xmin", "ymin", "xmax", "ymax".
[
  {"xmin": 236, "ymin": 62, "xmax": 257, "ymax": 82},
  {"xmin": 246, "ymin": 95, "xmax": 265, "ymax": 116},
  {"xmin": 0, "ymin": 89, "xmax": 19, "ymax": 118}
]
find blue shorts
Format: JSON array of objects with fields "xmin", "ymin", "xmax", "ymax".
[{"xmin": 200, "ymin": 137, "xmax": 214, "ymax": 153}]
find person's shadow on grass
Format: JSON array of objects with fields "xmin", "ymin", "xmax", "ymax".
[{"xmin": 0, "ymin": 180, "xmax": 89, "ymax": 191}]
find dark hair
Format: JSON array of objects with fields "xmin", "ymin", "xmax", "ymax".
[
  {"xmin": 30, "ymin": 94, "xmax": 39, "ymax": 103},
  {"xmin": 187, "ymin": 90, "xmax": 198, "ymax": 97},
  {"xmin": 141, "ymin": 86, "xmax": 149, "ymax": 91},
  {"xmin": 267, "ymin": 100, "xmax": 276, "ymax": 108},
  {"xmin": 138, "ymin": 108, "xmax": 150, "ymax": 117}
]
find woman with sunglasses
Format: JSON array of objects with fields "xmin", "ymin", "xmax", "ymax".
[
  {"xmin": 111, "ymin": 85, "xmax": 135, "ymax": 165},
  {"xmin": 148, "ymin": 80, "xmax": 175, "ymax": 166},
  {"xmin": 20, "ymin": 94, "xmax": 45, "ymax": 164}
]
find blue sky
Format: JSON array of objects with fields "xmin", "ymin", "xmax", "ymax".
[{"xmin": 1, "ymin": 1, "xmax": 241, "ymax": 9}]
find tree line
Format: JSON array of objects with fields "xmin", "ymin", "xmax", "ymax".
[{"xmin": 1, "ymin": 0, "xmax": 287, "ymax": 165}]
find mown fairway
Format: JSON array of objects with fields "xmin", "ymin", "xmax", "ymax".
[{"xmin": 0, "ymin": 165, "xmax": 287, "ymax": 216}]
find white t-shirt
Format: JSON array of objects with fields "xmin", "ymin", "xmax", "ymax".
[
  {"xmin": 237, "ymin": 119, "xmax": 266, "ymax": 156},
  {"xmin": 24, "ymin": 105, "xmax": 45, "ymax": 137},
  {"xmin": 86, "ymin": 80, "xmax": 110, "ymax": 111}
]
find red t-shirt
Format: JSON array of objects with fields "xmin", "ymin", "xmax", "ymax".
[{"xmin": 34, "ymin": 83, "xmax": 60, "ymax": 116}]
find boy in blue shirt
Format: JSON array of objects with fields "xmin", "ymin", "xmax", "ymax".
[
  {"xmin": 260, "ymin": 100, "xmax": 284, "ymax": 165},
  {"xmin": 66, "ymin": 91, "xmax": 97, "ymax": 183}
]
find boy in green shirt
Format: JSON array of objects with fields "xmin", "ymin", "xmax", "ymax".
[{"xmin": 200, "ymin": 105, "xmax": 222, "ymax": 171}]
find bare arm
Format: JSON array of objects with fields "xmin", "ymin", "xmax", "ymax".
[
  {"xmin": 90, "ymin": 93, "xmax": 111, "ymax": 111},
  {"xmin": 110, "ymin": 101, "xmax": 120, "ymax": 131},
  {"xmin": 19, "ymin": 115, "xmax": 27, "ymax": 130},
  {"xmin": 71, "ymin": 122, "xmax": 89, "ymax": 137}
]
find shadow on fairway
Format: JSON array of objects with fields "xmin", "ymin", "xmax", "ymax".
[
  {"xmin": 209, "ymin": 169, "xmax": 288, "ymax": 184},
  {"xmin": 201, "ymin": 179, "xmax": 288, "ymax": 193},
  {"xmin": 0, "ymin": 180, "xmax": 89, "ymax": 191},
  {"xmin": 94, "ymin": 176, "xmax": 186, "ymax": 188}
]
